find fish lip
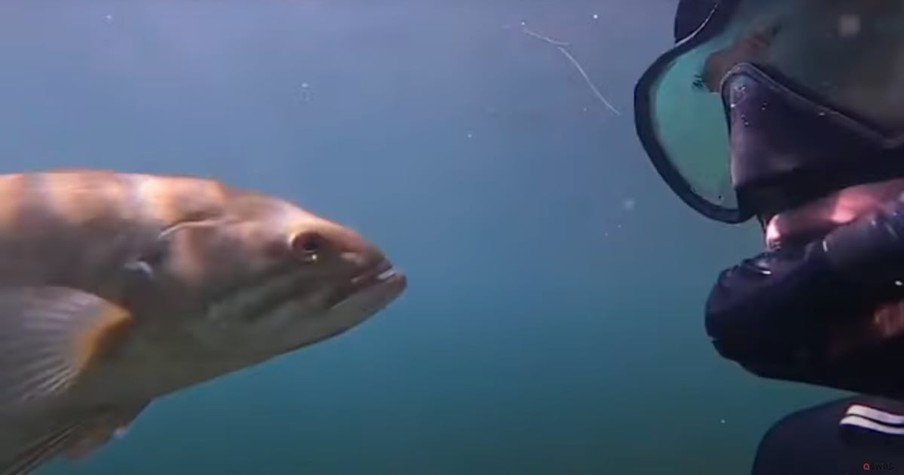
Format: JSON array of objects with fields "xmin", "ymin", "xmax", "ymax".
[
  {"xmin": 326, "ymin": 260, "xmax": 406, "ymax": 308},
  {"xmin": 350, "ymin": 259, "xmax": 405, "ymax": 293}
]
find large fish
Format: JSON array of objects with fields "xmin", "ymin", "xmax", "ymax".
[{"xmin": 0, "ymin": 170, "xmax": 407, "ymax": 475}]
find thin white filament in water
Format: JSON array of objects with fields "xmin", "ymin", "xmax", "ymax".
[
  {"xmin": 522, "ymin": 27, "xmax": 570, "ymax": 47},
  {"xmin": 522, "ymin": 27, "xmax": 621, "ymax": 116}
]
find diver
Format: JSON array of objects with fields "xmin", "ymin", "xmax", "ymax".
[{"xmin": 634, "ymin": 0, "xmax": 904, "ymax": 472}]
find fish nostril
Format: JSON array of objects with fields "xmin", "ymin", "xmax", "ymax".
[{"xmin": 289, "ymin": 231, "xmax": 326, "ymax": 261}]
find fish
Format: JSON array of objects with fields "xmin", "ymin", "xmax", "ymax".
[{"xmin": 0, "ymin": 170, "xmax": 407, "ymax": 475}]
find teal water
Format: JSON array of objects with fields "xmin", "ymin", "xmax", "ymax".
[{"xmin": 1, "ymin": 1, "xmax": 844, "ymax": 474}]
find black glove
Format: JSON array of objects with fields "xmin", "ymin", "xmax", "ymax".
[{"xmin": 707, "ymin": 197, "xmax": 904, "ymax": 397}]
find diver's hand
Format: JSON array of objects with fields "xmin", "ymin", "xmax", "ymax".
[
  {"xmin": 765, "ymin": 178, "xmax": 904, "ymax": 250},
  {"xmin": 708, "ymin": 188, "xmax": 904, "ymax": 398},
  {"xmin": 816, "ymin": 193, "xmax": 904, "ymax": 358}
]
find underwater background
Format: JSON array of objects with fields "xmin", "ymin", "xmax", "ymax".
[{"xmin": 0, "ymin": 1, "xmax": 843, "ymax": 474}]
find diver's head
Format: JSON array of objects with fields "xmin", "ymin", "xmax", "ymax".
[{"xmin": 635, "ymin": 0, "xmax": 904, "ymax": 227}]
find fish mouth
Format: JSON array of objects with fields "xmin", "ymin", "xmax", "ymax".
[
  {"xmin": 325, "ymin": 260, "xmax": 407, "ymax": 309},
  {"xmin": 217, "ymin": 258, "xmax": 405, "ymax": 325}
]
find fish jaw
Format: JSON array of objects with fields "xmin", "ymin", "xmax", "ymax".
[
  {"xmin": 272, "ymin": 258, "xmax": 407, "ymax": 354},
  {"xmin": 190, "ymin": 257, "xmax": 408, "ymax": 371}
]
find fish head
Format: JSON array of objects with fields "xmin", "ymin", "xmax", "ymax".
[{"xmin": 137, "ymin": 188, "xmax": 407, "ymax": 357}]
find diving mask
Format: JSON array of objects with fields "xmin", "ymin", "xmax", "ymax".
[{"xmin": 635, "ymin": 0, "xmax": 904, "ymax": 224}]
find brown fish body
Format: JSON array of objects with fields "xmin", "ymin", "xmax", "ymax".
[{"xmin": 0, "ymin": 170, "xmax": 407, "ymax": 474}]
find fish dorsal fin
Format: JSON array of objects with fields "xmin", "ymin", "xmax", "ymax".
[
  {"xmin": 0, "ymin": 402, "xmax": 150, "ymax": 475},
  {"xmin": 0, "ymin": 287, "xmax": 134, "ymax": 406}
]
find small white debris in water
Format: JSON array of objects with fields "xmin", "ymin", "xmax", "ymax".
[
  {"xmin": 104, "ymin": 14, "xmax": 113, "ymax": 23},
  {"xmin": 299, "ymin": 83, "xmax": 312, "ymax": 102},
  {"xmin": 592, "ymin": 13, "xmax": 599, "ymax": 20},
  {"xmin": 623, "ymin": 198, "xmax": 635, "ymax": 211},
  {"xmin": 720, "ymin": 419, "xmax": 726, "ymax": 424},
  {"xmin": 466, "ymin": 132, "xmax": 473, "ymax": 139},
  {"xmin": 838, "ymin": 14, "xmax": 861, "ymax": 38},
  {"xmin": 895, "ymin": 280, "xmax": 903, "ymax": 287}
]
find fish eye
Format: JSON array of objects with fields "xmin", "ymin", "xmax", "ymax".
[{"xmin": 289, "ymin": 231, "xmax": 325, "ymax": 258}]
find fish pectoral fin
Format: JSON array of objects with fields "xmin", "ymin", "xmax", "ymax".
[
  {"xmin": 0, "ymin": 402, "xmax": 151, "ymax": 475},
  {"xmin": 0, "ymin": 286, "xmax": 134, "ymax": 405},
  {"xmin": 62, "ymin": 402, "xmax": 150, "ymax": 461},
  {"xmin": 0, "ymin": 420, "xmax": 81, "ymax": 475}
]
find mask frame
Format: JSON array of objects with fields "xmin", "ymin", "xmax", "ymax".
[{"xmin": 634, "ymin": 0, "xmax": 746, "ymax": 223}]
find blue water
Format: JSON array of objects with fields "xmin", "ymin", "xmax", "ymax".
[{"xmin": 0, "ymin": 1, "xmax": 843, "ymax": 474}]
